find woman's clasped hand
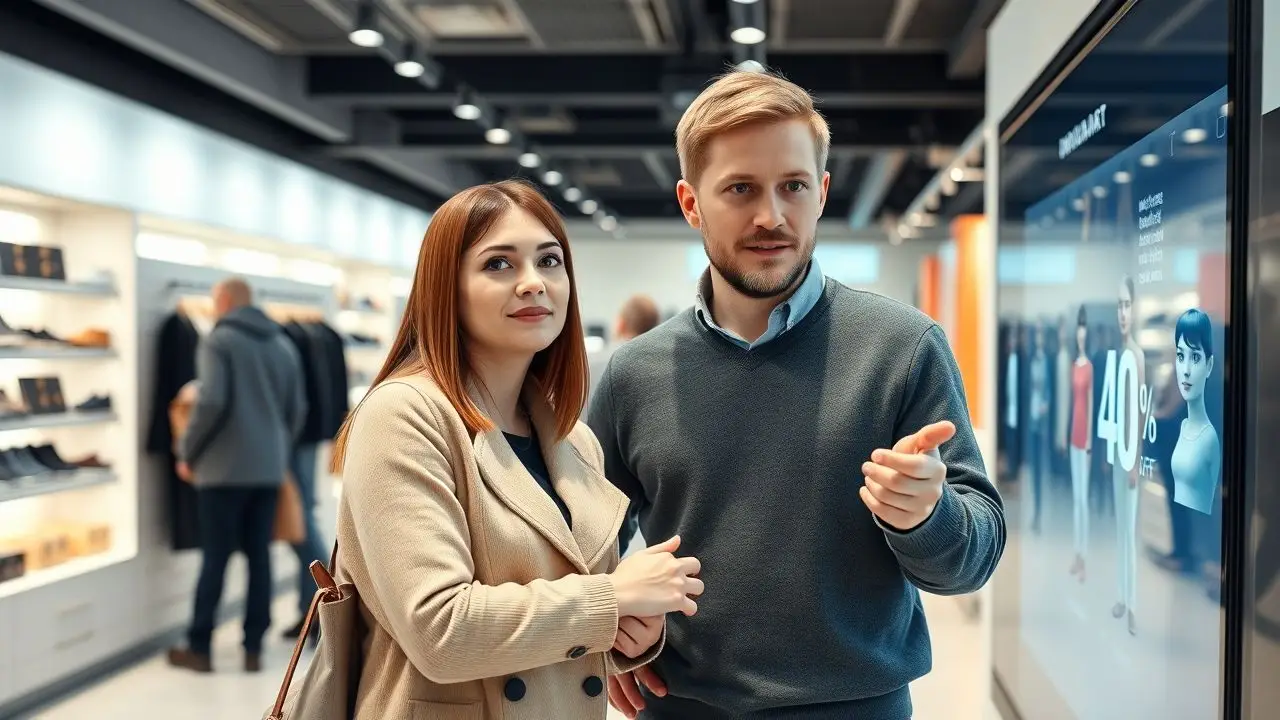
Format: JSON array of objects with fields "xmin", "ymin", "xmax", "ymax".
[{"xmin": 609, "ymin": 535, "xmax": 703, "ymax": 619}]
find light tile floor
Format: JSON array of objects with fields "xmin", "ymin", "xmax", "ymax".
[{"xmin": 32, "ymin": 593, "xmax": 991, "ymax": 720}]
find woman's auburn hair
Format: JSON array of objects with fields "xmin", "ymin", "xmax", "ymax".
[{"xmin": 329, "ymin": 179, "xmax": 590, "ymax": 474}]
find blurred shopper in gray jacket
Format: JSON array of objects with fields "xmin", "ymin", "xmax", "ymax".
[{"xmin": 168, "ymin": 276, "xmax": 307, "ymax": 674}]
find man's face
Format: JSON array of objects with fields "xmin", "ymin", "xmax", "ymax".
[{"xmin": 677, "ymin": 119, "xmax": 829, "ymax": 299}]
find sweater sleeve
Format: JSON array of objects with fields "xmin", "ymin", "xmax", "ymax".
[
  {"xmin": 586, "ymin": 357, "xmax": 647, "ymax": 551},
  {"xmin": 342, "ymin": 382, "xmax": 620, "ymax": 685},
  {"xmin": 880, "ymin": 324, "xmax": 1006, "ymax": 596}
]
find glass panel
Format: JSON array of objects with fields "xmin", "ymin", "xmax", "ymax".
[{"xmin": 993, "ymin": 1, "xmax": 1231, "ymax": 718}]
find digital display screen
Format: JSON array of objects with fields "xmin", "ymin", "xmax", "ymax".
[{"xmin": 994, "ymin": 1, "xmax": 1231, "ymax": 717}]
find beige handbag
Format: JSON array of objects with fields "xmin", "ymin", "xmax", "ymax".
[{"xmin": 266, "ymin": 545, "xmax": 364, "ymax": 720}]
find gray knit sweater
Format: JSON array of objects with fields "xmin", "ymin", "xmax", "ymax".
[{"xmin": 587, "ymin": 280, "xmax": 1005, "ymax": 719}]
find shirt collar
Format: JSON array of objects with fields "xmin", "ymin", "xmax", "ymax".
[{"xmin": 694, "ymin": 256, "xmax": 826, "ymax": 332}]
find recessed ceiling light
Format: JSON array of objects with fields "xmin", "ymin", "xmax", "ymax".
[
  {"xmin": 581, "ymin": 199, "xmax": 599, "ymax": 214},
  {"xmin": 1140, "ymin": 153, "xmax": 1160, "ymax": 167},
  {"xmin": 485, "ymin": 127, "xmax": 512, "ymax": 145},
  {"xmin": 542, "ymin": 170, "xmax": 563, "ymax": 186},
  {"xmin": 1113, "ymin": 171, "xmax": 1132, "ymax": 184},
  {"xmin": 730, "ymin": 26, "xmax": 766, "ymax": 44},
  {"xmin": 518, "ymin": 152, "xmax": 541, "ymax": 168},
  {"xmin": 564, "ymin": 187, "xmax": 583, "ymax": 203},
  {"xmin": 600, "ymin": 216, "xmax": 618, "ymax": 232},
  {"xmin": 454, "ymin": 103, "xmax": 481, "ymax": 121},
  {"xmin": 1182, "ymin": 127, "xmax": 1207, "ymax": 144}
]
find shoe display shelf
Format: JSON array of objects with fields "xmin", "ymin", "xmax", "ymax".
[{"xmin": 0, "ymin": 188, "xmax": 139, "ymax": 604}]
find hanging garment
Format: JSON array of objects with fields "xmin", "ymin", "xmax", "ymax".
[{"xmin": 145, "ymin": 311, "xmax": 202, "ymax": 551}]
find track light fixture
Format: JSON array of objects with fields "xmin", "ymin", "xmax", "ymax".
[
  {"xmin": 394, "ymin": 41, "xmax": 426, "ymax": 78},
  {"xmin": 729, "ymin": 0, "xmax": 767, "ymax": 45},
  {"xmin": 349, "ymin": 0, "xmax": 384, "ymax": 48},
  {"xmin": 453, "ymin": 87, "xmax": 481, "ymax": 121}
]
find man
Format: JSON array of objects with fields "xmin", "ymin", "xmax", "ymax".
[
  {"xmin": 167, "ymin": 277, "xmax": 307, "ymax": 673},
  {"xmin": 588, "ymin": 70, "xmax": 1005, "ymax": 719},
  {"xmin": 588, "ymin": 293, "xmax": 661, "ymax": 408}
]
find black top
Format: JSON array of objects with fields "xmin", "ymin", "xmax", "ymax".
[{"xmin": 504, "ymin": 431, "xmax": 571, "ymax": 529}]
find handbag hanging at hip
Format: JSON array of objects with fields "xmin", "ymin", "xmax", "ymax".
[{"xmin": 265, "ymin": 543, "xmax": 363, "ymax": 720}]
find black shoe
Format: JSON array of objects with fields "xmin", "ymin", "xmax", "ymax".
[
  {"xmin": 31, "ymin": 444, "xmax": 77, "ymax": 471},
  {"xmin": 74, "ymin": 394, "xmax": 111, "ymax": 412},
  {"xmin": 7, "ymin": 447, "xmax": 48, "ymax": 477}
]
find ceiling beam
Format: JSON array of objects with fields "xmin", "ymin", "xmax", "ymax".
[
  {"xmin": 326, "ymin": 146, "xmax": 486, "ymax": 197},
  {"xmin": 642, "ymin": 152, "xmax": 676, "ymax": 189},
  {"xmin": 948, "ymin": 0, "xmax": 1007, "ymax": 78},
  {"xmin": 333, "ymin": 144, "xmax": 938, "ymax": 161},
  {"xmin": 33, "ymin": 0, "xmax": 354, "ymax": 142},
  {"xmin": 317, "ymin": 90, "xmax": 983, "ymax": 110},
  {"xmin": 848, "ymin": 151, "xmax": 907, "ymax": 228},
  {"xmin": 884, "ymin": 0, "xmax": 921, "ymax": 47},
  {"xmin": 307, "ymin": 52, "xmax": 983, "ymax": 99}
]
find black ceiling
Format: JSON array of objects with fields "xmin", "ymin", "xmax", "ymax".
[{"xmin": 9, "ymin": 0, "xmax": 1008, "ymax": 230}]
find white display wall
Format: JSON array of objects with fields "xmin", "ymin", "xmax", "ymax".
[
  {"xmin": 0, "ymin": 187, "xmax": 409, "ymax": 715},
  {"xmin": 0, "ymin": 50, "xmax": 427, "ymax": 269}
]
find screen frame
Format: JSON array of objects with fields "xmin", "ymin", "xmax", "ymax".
[{"xmin": 990, "ymin": 0, "xmax": 1252, "ymax": 718}]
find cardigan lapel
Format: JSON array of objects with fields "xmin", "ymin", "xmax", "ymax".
[{"xmin": 468, "ymin": 382, "xmax": 628, "ymax": 574}]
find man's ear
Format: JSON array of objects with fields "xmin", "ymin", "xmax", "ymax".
[{"xmin": 676, "ymin": 179, "xmax": 701, "ymax": 230}]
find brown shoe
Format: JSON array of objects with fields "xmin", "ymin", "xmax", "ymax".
[
  {"xmin": 166, "ymin": 647, "xmax": 212, "ymax": 673},
  {"xmin": 245, "ymin": 653, "xmax": 262, "ymax": 673},
  {"xmin": 66, "ymin": 328, "xmax": 111, "ymax": 348}
]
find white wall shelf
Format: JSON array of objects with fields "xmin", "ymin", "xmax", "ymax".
[
  {"xmin": 0, "ymin": 276, "xmax": 117, "ymax": 297},
  {"xmin": 0, "ymin": 469, "xmax": 116, "ymax": 504},
  {"xmin": 0, "ymin": 411, "xmax": 117, "ymax": 433},
  {"xmin": 0, "ymin": 347, "xmax": 116, "ymax": 360}
]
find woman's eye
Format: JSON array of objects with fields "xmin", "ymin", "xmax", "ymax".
[
  {"xmin": 484, "ymin": 257, "xmax": 512, "ymax": 271},
  {"xmin": 1192, "ymin": 352, "xmax": 1202, "ymax": 364},
  {"xmin": 539, "ymin": 254, "xmax": 564, "ymax": 268}
]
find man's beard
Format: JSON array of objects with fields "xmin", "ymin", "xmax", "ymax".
[{"xmin": 702, "ymin": 225, "xmax": 814, "ymax": 299}]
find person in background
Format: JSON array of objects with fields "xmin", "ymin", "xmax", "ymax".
[
  {"xmin": 590, "ymin": 69, "xmax": 1005, "ymax": 720},
  {"xmin": 326, "ymin": 180, "xmax": 702, "ymax": 719},
  {"xmin": 587, "ymin": 294, "xmax": 661, "ymax": 410},
  {"xmin": 1028, "ymin": 324, "xmax": 1049, "ymax": 534},
  {"xmin": 167, "ymin": 277, "xmax": 307, "ymax": 673}
]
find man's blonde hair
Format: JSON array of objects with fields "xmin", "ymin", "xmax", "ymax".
[{"xmin": 675, "ymin": 69, "xmax": 831, "ymax": 185}]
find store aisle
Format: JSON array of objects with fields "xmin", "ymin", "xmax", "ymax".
[{"xmin": 32, "ymin": 594, "xmax": 990, "ymax": 720}]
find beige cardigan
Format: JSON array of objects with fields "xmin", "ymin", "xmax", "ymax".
[{"xmin": 334, "ymin": 374, "xmax": 663, "ymax": 719}]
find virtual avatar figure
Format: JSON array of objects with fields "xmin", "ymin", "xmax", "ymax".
[
  {"xmin": 1068, "ymin": 306, "xmax": 1094, "ymax": 583},
  {"xmin": 1112, "ymin": 276, "xmax": 1144, "ymax": 636},
  {"xmin": 1171, "ymin": 308, "xmax": 1220, "ymax": 515}
]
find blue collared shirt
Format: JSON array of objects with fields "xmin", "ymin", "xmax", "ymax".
[{"xmin": 694, "ymin": 258, "xmax": 827, "ymax": 350}]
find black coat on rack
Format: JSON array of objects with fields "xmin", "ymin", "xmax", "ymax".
[
  {"xmin": 145, "ymin": 311, "xmax": 202, "ymax": 552},
  {"xmin": 284, "ymin": 319, "xmax": 350, "ymax": 445}
]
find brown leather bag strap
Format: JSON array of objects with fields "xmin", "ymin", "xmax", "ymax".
[
  {"xmin": 268, "ymin": 559, "xmax": 341, "ymax": 720},
  {"xmin": 328, "ymin": 540, "xmax": 338, "ymax": 573}
]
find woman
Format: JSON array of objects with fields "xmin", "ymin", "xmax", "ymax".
[
  {"xmin": 1068, "ymin": 306, "xmax": 1093, "ymax": 583},
  {"xmin": 329, "ymin": 180, "xmax": 703, "ymax": 719},
  {"xmin": 1170, "ymin": 308, "xmax": 1220, "ymax": 515},
  {"xmin": 1112, "ymin": 275, "xmax": 1144, "ymax": 636}
]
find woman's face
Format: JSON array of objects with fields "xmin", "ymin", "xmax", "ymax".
[
  {"xmin": 1175, "ymin": 336, "xmax": 1213, "ymax": 402},
  {"xmin": 458, "ymin": 206, "xmax": 570, "ymax": 363},
  {"xmin": 1076, "ymin": 324, "xmax": 1087, "ymax": 355},
  {"xmin": 1117, "ymin": 283, "xmax": 1134, "ymax": 337}
]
